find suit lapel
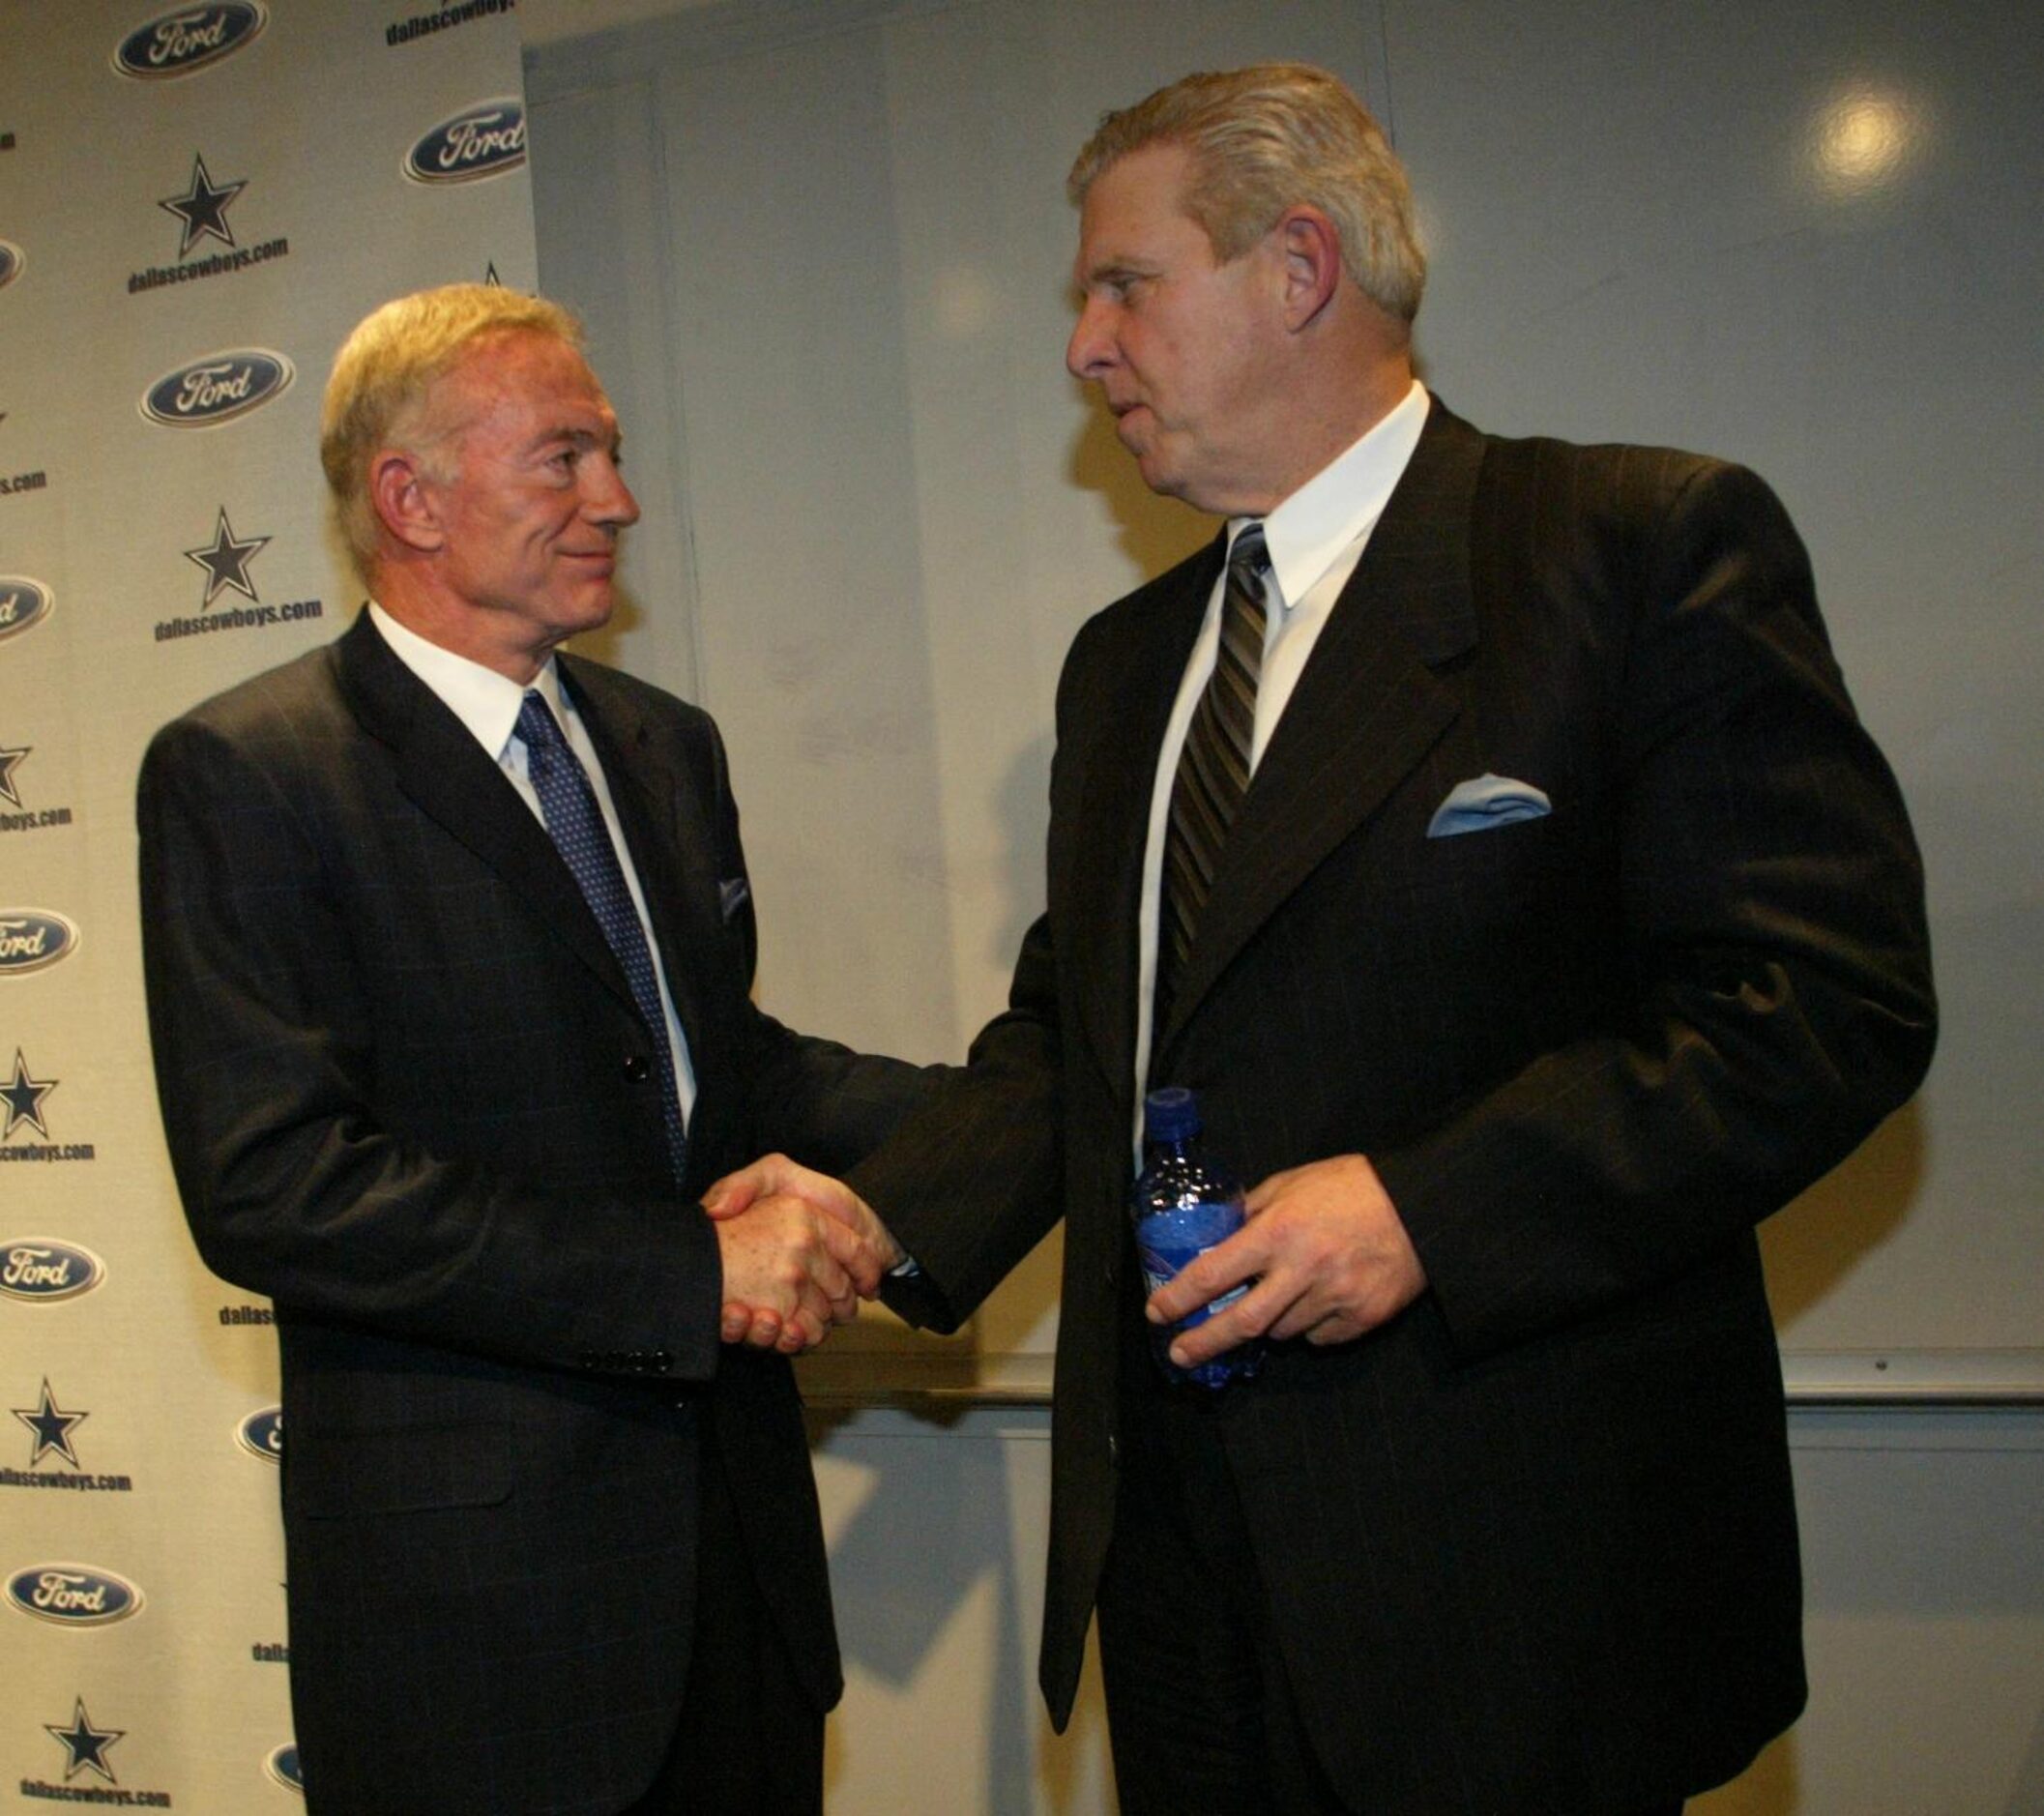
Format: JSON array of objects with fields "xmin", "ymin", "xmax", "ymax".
[
  {"xmin": 1156, "ymin": 404, "xmax": 1487, "ymax": 1049},
  {"xmin": 1065, "ymin": 543, "xmax": 1222, "ymax": 1094},
  {"xmin": 334, "ymin": 612, "xmax": 636, "ymax": 1012}
]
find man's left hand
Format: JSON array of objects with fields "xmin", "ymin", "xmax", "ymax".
[{"xmin": 1146, "ymin": 1153, "xmax": 1427, "ymax": 1367}]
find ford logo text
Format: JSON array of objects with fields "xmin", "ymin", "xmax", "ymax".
[
  {"xmin": 404, "ymin": 99, "xmax": 527, "ymax": 184},
  {"xmin": 6, "ymin": 1564, "xmax": 144, "ymax": 1626},
  {"xmin": 0, "ymin": 911, "xmax": 80, "ymax": 977},
  {"xmin": 0, "ymin": 1238, "xmax": 106, "ymax": 1303},
  {"xmin": 112, "ymin": 4, "xmax": 268, "ymax": 78},
  {"xmin": 238, "ymin": 1407, "xmax": 284, "ymax": 1462},
  {"xmin": 140, "ymin": 349, "xmax": 294, "ymax": 427},
  {"xmin": 0, "ymin": 579, "xmax": 55, "ymax": 645}
]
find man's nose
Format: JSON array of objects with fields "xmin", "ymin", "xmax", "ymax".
[
  {"xmin": 1066, "ymin": 298, "xmax": 1117, "ymax": 380},
  {"xmin": 589, "ymin": 456, "xmax": 640, "ymax": 528}
]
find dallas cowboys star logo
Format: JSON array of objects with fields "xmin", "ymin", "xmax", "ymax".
[
  {"xmin": 44, "ymin": 1698, "xmax": 124, "ymax": 1785},
  {"xmin": 13, "ymin": 1377, "xmax": 88, "ymax": 1468},
  {"xmin": 0, "ymin": 742, "xmax": 26, "ymax": 808},
  {"xmin": 158, "ymin": 152, "xmax": 246, "ymax": 258},
  {"xmin": 3, "ymin": 1047, "xmax": 56, "ymax": 1138},
  {"xmin": 184, "ymin": 507, "xmax": 271, "ymax": 607}
]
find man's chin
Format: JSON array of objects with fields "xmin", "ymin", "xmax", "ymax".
[
  {"xmin": 540, "ymin": 604, "xmax": 616, "ymax": 653},
  {"xmin": 1133, "ymin": 452, "xmax": 1193, "ymax": 504}
]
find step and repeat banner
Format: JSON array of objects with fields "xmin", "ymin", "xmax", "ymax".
[{"xmin": 1, "ymin": 4, "xmax": 535, "ymax": 1804}]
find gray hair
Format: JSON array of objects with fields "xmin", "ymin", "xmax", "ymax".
[
  {"xmin": 1068, "ymin": 63, "xmax": 1425, "ymax": 322},
  {"xmin": 319, "ymin": 283, "xmax": 585, "ymax": 578}
]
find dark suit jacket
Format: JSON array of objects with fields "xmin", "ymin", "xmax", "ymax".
[
  {"xmin": 860, "ymin": 402, "xmax": 1937, "ymax": 1813},
  {"xmin": 139, "ymin": 611, "xmax": 930, "ymax": 1816}
]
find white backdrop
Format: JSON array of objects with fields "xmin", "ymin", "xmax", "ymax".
[{"xmin": 0, "ymin": 3, "xmax": 534, "ymax": 1802}]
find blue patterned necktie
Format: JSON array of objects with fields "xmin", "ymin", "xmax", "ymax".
[
  {"xmin": 515, "ymin": 690, "xmax": 687, "ymax": 1182},
  {"xmin": 1158, "ymin": 522, "xmax": 1270, "ymax": 1029}
]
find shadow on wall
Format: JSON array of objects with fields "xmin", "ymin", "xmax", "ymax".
[
  {"xmin": 568, "ymin": 575, "xmax": 646, "ymax": 671},
  {"xmin": 1762, "ymin": 1100, "xmax": 1927, "ymax": 1332},
  {"xmin": 1691, "ymin": 1731, "xmax": 1799, "ymax": 1816},
  {"xmin": 810, "ymin": 1400, "xmax": 1111, "ymax": 1816},
  {"xmin": 1067, "ymin": 391, "xmax": 1214, "ymax": 580},
  {"xmin": 2003, "ymin": 1701, "xmax": 2044, "ymax": 1816}
]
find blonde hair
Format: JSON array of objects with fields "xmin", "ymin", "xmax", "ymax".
[
  {"xmin": 319, "ymin": 284, "xmax": 585, "ymax": 578},
  {"xmin": 1068, "ymin": 63, "xmax": 1425, "ymax": 322}
]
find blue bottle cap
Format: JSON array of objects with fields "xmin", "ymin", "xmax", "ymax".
[{"xmin": 1143, "ymin": 1085, "xmax": 1201, "ymax": 1142}]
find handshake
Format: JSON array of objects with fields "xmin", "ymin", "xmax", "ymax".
[{"xmin": 700, "ymin": 1155, "xmax": 904, "ymax": 1355}]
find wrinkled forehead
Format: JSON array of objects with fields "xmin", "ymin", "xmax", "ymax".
[
  {"xmin": 429, "ymin": 330, "xmax": 617, "ymax": 442},
  {"xmin": 1073, "ymin": 143, "xmax": 1210, "ymax": 276}
]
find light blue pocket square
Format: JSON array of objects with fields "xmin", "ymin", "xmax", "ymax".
[
  {"xmin": 1426, "ymin": 774, "xmax": 1552, "ymax": 837},
  {"xmin": 717, "ymin": 875, "xmax": 751, "ymax": 922}
]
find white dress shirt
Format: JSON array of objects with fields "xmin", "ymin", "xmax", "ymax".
[
  {"xmin": 367, "ymin": 603, "xmax": 698, "ymax": 1129},
  {"xmin": 1130, "ymin": 381, "xmax": 1431, "ymax": 1134}
]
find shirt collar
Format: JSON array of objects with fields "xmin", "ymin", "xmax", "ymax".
[
  {"xmin": 367, "ymin": 601, "xmax": 569, "ymax": 759},
  {"xmin": 1232, "ymin": 379, "xmax": 1430, "ymax": 610}
]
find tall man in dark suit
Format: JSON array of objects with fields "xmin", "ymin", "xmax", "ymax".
[
  {"xmin": 715, "ymin": 62, "xmax": 1937, "ymax": 1816},
  {"xmin": 138, "ymin": 284, "xmax": 923, "ymax": 1816}
]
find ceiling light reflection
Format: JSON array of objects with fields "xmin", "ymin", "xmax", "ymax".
[{"xmin": 1808, "ymin": 86, "xmax": 1926, "ymax": 198}]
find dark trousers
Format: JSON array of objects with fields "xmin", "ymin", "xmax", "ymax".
[
  {"xmin": 1098, "ymin": 1339, "xmax": 1354, "ymax": 1816},
  {"xmin": 1100, "ymin": 1323, "xmax": 1682, "ymax": 1816},
  {"xmin": 620, "ymin": 1424, "xmax": 823, "ymax": 1816}
]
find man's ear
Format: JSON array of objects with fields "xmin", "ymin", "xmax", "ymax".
[
  {"xmin": 369, "ymin": 449, "xmax": 446, "ymax": 555},
  {"xmin": 1278, "ymin": 206, "xmax": 1343, "ymax": 331}
]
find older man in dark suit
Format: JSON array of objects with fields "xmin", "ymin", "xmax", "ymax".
[
  {"xmin": 717, "ymin": 63, "xmax": 1937, "ymax": 1816},
  {"xmin": 138, "ymin": 285, "xmax": 923, "ymax": 1816}
]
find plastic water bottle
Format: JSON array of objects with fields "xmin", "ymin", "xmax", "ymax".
[{"xmin": 1130, "ymin": 1086, "xmax": 1263, "ymax": 1390}]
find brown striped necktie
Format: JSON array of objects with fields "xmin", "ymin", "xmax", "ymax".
[{"xmin": 1157, "ymin": 523, "xmax": 1270, "ymax": 1029}]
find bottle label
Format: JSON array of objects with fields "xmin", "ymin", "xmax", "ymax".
[{"xmin": 1134, "ymin": 1201, "xmax": 1246, "ymax": 1326}]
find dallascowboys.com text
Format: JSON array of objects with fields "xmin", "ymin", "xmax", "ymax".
[
  {"xmin": 18, "ymin": 1781, "xmax": 171, "ymax": 1805},
  {"xmin": 155, "ymin": 599, "xmax": 322, "ymax": 642}
]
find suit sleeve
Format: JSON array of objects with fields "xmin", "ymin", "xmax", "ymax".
[
  {"xmin": 137, "ymin": 715, "xmax": 726, "ymax": 1384},
  {"xmin": 1377, "ymin": 459, "xmax": 1937, "ymax": 1362},
  {"xmin": 849, "ymin": 908, "xmax": 1066, "ymax": 1333}
]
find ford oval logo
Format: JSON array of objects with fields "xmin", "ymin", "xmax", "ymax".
[
  {"xmin": 0, "ymin": 578, "xmax": 55, "ymax": 644},
  {"xmin": 238, "ymin": 1407, "xmax": 283, "ymax": 1463},
  {"xmin": 140, "ymin": 349, "xmax": 294, "ymax": 428},
  {"xmin": 6, "ymin": 1564, "xmax": 144, "ymax": 1627},
  {"xmin": 0, "ymin": 910, "xmax": 80, "ymax": 977},
  {"xmin": 0, "ymin": 1238, "xmax": 106, "ymax": 1303},
  {"xmin": 0, "ymin": 241, "xmax": 21, "ymax": 290},
  {"xmin": 112, "ymin": 3, "xmax": 267, "ymax": 79},
  {"xmin": 404, "ymin": 98, "xmax": 527, "ymax": 185},
  {"xmin": 266, "ymin": 1743, "xmax": 304, "ymax": 1792}
]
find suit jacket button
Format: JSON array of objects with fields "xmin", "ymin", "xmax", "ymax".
[
  {"xmin": 1107, "ymin": 1431, "xmax": 1119, "ymax": 1466},
  {"xmin": 651, "ymin": 1351, "xmax": 672, "ymax": 1372},
  {"xmin": 623, "ymin": 1054, "xmax": 652, "ymax": 1082}
]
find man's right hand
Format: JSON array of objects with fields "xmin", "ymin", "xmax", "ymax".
[
  {"xmin": 704, "ymin": 1155, "xmax": 905, "ymax": 1352},
  {"xmin": 713, "ymin": 1192, "xmax": 871, "ymax": 1354}
]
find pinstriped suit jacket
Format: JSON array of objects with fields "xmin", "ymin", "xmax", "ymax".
[
  {"xmin": 139, "ymin": 611, "xmax": 933, "ymax": 1815},
  {"xmin": 861, "ymin": 401, "xmax": 1936, "ymax": 1812}
]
